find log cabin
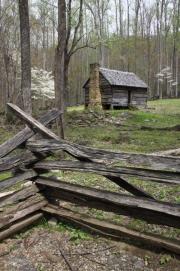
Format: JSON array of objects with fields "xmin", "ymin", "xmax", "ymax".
[{"xmin": 83, "ymin": 63, "xmax": 148, "ymax": 109}]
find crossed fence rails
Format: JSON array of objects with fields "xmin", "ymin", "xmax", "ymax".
[{"xmin": 0, "ymin": 103, "xmax": 179, "ymax": 254}]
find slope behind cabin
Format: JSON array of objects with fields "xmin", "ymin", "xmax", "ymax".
[{"xmin": 83, "ymin": 63, "xmax": 148, "ymax": 109}]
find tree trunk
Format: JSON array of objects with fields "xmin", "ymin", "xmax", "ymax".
[
  {"xmin": 119, "ymin": 0, "xmax": 123, "ymax": 36},
  {"xmin": 114, "ymin": 0, "xmax": 119, "ymax": 35},
  {"xmin": 134, "ymin": 0, "xmax": 140, "ymax": 73},
  {"xmin": 64, "ymin": 54, "xmax": 70, "ymax": 108},
  {"xmin": 18, "ymin": 0, "xmax": 32, "ymax": 114},
  {"xmin": 127, "ymin": 0, "xmax": 130, "ymax": 71},
  {"xmin": 54, "ymin": 0, "xmax": 66, "ymax": 139}
]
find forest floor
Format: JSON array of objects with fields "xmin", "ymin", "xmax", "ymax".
[{"xmin": 0, "ymin": 99, "xmax": 180, "ymax": 270}]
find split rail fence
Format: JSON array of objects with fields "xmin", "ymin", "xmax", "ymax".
[{"xmin": 0, "ymin": 103, "xmax": 180, "ymax": 254}]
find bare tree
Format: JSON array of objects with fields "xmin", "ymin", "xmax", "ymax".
[
  {"xmin": 114, "ymin": 0, "xmax": 119, "ymax": 35},
  {"xmin": 64, "ymin": 0, "xmax": 83, "ymax": 105},
  {"xmin": 85, "ymin": 0, "xmax": 109, "ymax": 66},
  {"xmin": 172, "ymin": 0, "xmax": 180, "ymax": 97},
  {"xmin": 18, "ymin": 0, "xmax": 32, "ymax": 114},
  {"xmin": 134, "ymin": 0, "xmax": 141, "ymax": 73},
  {"xmin": 119, "ymin": 0, "xmax": 123, "ymax": 36},
  {"xmin": 126, "ymin": 0, "xmax": 130, "ymax": 71},
  {"xmin": 54, "ymin": 0, "xmax": 66, "ymax": 138}
]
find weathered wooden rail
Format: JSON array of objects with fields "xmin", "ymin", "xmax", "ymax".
[{"xmin": 0, "ymin": 103, "xmax": 180, "ymax": 255}]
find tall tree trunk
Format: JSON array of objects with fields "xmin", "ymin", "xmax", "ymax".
[
  {"xmin": 54, "ymin": 0, "xmax": 66, "ymax": 139},
  {"xmin": 159, "ymin": 0, "xmax": 164, "ymax": 99},
  {"xmin": 114, "ymin": 0, "xmax": 119, "ymax": 35},
  {"xmin": 18, "ymin": 0, "xmax": 32, "ymax": 114},
  {"xmin": 156, "ymin": 1, "xmax": 160, "ymax": 98},
  {"xmin": 42, "ymin": 8, "xmax": 46, "ymax": 70},
  {"xmin": 127, "ymin": 0, "xmax": 130, "ymax": 71},
  {"xmin": 134, "ymin": 0, "xmax": 140, "ymax": 73},
  {"xmin": 172, "ymin": 0, "xmax": 180, "ymax": 97},
  {"xmin": 119, "ymin": 0, "xmax": 123, "ymax": 36},
  {"xmin": 64, "ymin": 52, "xmax": 70, "ymax": 108}
]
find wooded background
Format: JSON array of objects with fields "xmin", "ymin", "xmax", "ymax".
[{"xmin": 0, "ymin": 0, "xmax": 179, "ymax": 112}]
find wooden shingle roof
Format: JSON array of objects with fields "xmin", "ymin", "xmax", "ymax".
[
  {"xmin": 83, "ymin": 67, "xmax": 148, "ymax": 89},
  {"xmin": 99, "ymin": 68, "xmax": 148, "ymax": 88}
]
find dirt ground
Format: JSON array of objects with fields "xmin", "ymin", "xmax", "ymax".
[{"xmin": 0, "ymin": 227, "xmax": 179, "ymax": 271}]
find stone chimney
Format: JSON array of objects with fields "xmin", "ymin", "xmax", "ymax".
[{"xmin": 89, "ymin": 63, "xmax": 102, "ymax": 107}]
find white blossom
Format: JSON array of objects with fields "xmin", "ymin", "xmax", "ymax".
[{"xmin": 31, "ymin": 67, "xmax": 55, "ymax": 100}]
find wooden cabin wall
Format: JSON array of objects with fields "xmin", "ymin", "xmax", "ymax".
[
  {"xmin": 111, "ymin": 87, "xmax": 129, "ymax": 107},
  {"xmin": 84, "ymin": 75, "xmax": 148, "ymax": 108},
  {"xmin": 130, "ymin": 89, "xmax": 148, "ymax": 107},
  {"xmin": 112, "ymin": 86, "xmax": 147, "ymax": 108},
  {"xmin": 99, "ymin": 74, "xmax": 112, "ymax": 106}
]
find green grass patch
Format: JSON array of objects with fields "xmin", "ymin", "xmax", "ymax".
[
  {"xmin": 66, "ymin": 99, "xmax": 180, "ymax": 153},
  {"xmin": 0, "ymin": 127, "xmax": 13, "ymax": 144},
  {"xmin": 62, "ymin": 99, "xmax": 180, "ymax": 239},
  {"xmin": 148, "ymin": 99, "xmax": 180, "ymax": 115},
  {"xmin": 0, "ymin": 172, "xmax": 12, "ymax": 181}
]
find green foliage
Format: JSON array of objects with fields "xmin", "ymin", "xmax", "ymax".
[
  {"xmin": 159, "ymin": 254, "xmax": 172, "ymax": 265},
  {"xmin": 37, "ymin": 264, "xmax": 46, "ymax": 271},
  {"xmin": 56, "ymin": 222, "xmax": 91, "ymax": 243},
  {"xmin": 38, "ymin": 218, "xmax": 91, "ymax": 243},
  {"xmin": 144, "ymin": 255, "xmax": 151, "ymax": 266},
  {"xmin": 0, "ymin": 172, "xmax": 12, "ymax": 181}
]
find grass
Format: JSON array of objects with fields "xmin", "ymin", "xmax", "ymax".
[
  {"xmin": 0, "ymin": 172, "xmax": 12, "ymax": 181},
  {"xmin": 0, "ymin": 127, "xmax": 13, "ymax": 145},
  {"xmin": 66, "ymin": 99, "xmax": 180, "ymax": 153},
  {"xmin": 67, "ymin": 105, "xmax": 84, "ymax": 112},
  {"xmin": 61, "ymin": 99, "xmax": 180, "ymax": 239},
  {"xmin": 148, "ymin": 99, "xmax": 180, "ymax": 115}
]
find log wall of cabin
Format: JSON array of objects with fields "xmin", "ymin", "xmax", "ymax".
[
  {"xmin": 130, "ymin": 88, "xmax": 148, "ymax": 107},
  {"xmin": 112, "ymin": 88, "xmax": 129, "ymax": 107},
  {"xmin": 99, "ymin": 73, "xmax": 112, "ymax": 106},
  {"xmin": 84, "ymin": 76, "xmax": 148, "ymax": 108},
  {"xmin": 112, "ymin": 86, "xmax": 147, "ymax": 108}
]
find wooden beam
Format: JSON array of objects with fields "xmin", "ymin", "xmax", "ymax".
[
  {"xmin": 0, "ymin": 108, "xmax": 61, "ymax": 159},
  {"xmin": 42, "ymin": 205, "xmax": 180, "ymax": 255},
  {"xmin": 0, "ymin": 152, "xmax": 37, "ymax": 173},
  {"xmin": 27, "ymin": 139, "xmax": 180, "ymax": 172},
  {"xmin": 0, "ymin": 212, "xmax": 43, "ymax": 242},
  {"xmin": 35, "ymin": 160, "xmax": 154, "ymax": 199},
  {"xmin": 7, "ymin": 103, "xmax": 60, "ymax": 141},
  {"xmin": 36, "ymin": 177, "xmax": 180, "ymax": 228},
  {"xmin": 34, "ymin": 160, "xmax": 180, "ymax": 185},
  {"xmin": 0, "ymin": 170, "xmax": 37, "ymax": 191},
  {"xmin": 7, "ymin": 103, "xmax": 152, "ymax": 199},
  {"xmin": 0, "ymin": 184, "xmax": 40, "ymax": 208},
  {"xmin": 0, "ymin": 195, "xmax": 47, "ymax": 230}
]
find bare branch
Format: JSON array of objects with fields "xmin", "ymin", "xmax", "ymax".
[
  {"xmin": 66, "ymin": 0, "xmax": 72, "ymax": 48},
  {"xmin": 69, "ymin": 43, "xmax": 96, "ymax": 58},
  {"xmin": 40, "ymin": 0, "xmax": 58, "ymax": 9},
  {"xmin": 68, "ymin": 0, "xmax": 83, "ymax": 56}
]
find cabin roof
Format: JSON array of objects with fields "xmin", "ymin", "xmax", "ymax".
[
  {"xmin": 100, "ymin": 68, "xmax": 148, "ymax": 88},
  {"xmin": 83, "ymin": 67, "xmax": 148, "ymax": 89}
]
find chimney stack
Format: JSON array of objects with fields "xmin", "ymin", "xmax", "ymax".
[{"xmin": 89, "ymin": 63, "xmax": 102, "ymax": 107}]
